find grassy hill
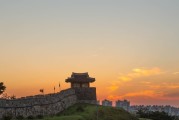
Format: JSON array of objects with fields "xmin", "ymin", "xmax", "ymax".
[
  {"xmin": 39, "ymin": 103, "xmax": 138, "ymax": 120},
  {"xmin": 139, "ymin": 119, "xmax": 152, "ymax": 120}
]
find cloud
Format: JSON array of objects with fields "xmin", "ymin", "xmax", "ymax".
[
  {"xmin": 164, "ymin": 92, "xmax": 179, "ymax": 97},
  {"xmin": 119, "ymin": 76, "xmax": 132, "ymax": 82},
  {"xmin": 106, "ymin": 80, "xmax": 121, "ymax": 92},
  {"xmin": 142, "ymin": 83, "xmax": 179, "ymax": 90},
  {"xmin": 123, "ymin": 90, "xmax": 161, "ymax": 97},
  {"xmin": 105, "ymin": 68, "xmax": 179, "ymax": 102},
  {"xmin": 167, "ymin": 85, "xmax": 179, "ymax": 89},
  {"xmin": 107, "ymin": 67, "xmax": 163, "ymax": 93},
  {"xmin": 132, "ymin": 67, "xmax": 161, "ymax": 76},
  {"xmin": 118, "ymin": 67, "xmax": 162, "ymax": 82},
  {"xmin": 107, "ymin": 85, "xmax": 119, "ymax": 92},
  {"xmin": 107, "ymin": 90, "xmax": 163, "ymax": 101},
  {"xmin": 107, "ymin": 95, "xmax": 122, "ymax": 100},
  {"xmin": 173, "ymin": 72, "xmax": 179, "ymax": 75},
  {"xmin": 140, "ymin": 81, "xmax": 151, "ymax": 84}
]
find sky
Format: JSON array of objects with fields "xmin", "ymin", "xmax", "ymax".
[{"xmin": 0, "ymin": 0, "xmax": 179, "ymax": 106}]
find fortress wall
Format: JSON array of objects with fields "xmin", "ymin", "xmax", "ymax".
[
  {"xmin": 74, "ymin": 87, "xmax": 96, "ymax": 100},
  {"xmin": 75, "ymin": 87, "xmax": 97, "ymax": 105},
  {"xmin": 0, "ymin": 88, "xmax": 77, "ymax": 118},
  {"xmin": 0, "ymin": 87, "xmax": 97, "ymax": 118}
]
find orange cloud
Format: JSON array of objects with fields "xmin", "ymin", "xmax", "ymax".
[
  {"xmin": 167, "ymin": 85, "xmax": 179, "ymax": 89},
  {"xmin": 119, "ymin": 76, "xmax": 132, "ymax": 82},
  {"xmin": 107, "ymin": 90, "xmax": 164, "ymax": 101},
  {"xmin": 148, "ymin": 83, "xmax": 179, "ymax": 89},
  {"xmin": 104, "ymin": 67, "xmax": 179, "ymax": 103},
  {"xmin": 106, "ymin": 80, "xmax": 121, "ymax": 93},
  {"xmin": 123, "ymin": 90, "xmax": 162, "ymax": 97},
  {"xmin": 107, "ymin": 95, "xmax": 122, "ymax": 101},
  {"xmin": 173, "ymin": 72, "xmax": 179, "ymax": 75},
  {"xmin": 107, "ymin": 85, "xmax": 119, "ymax": 92},
  {"xmin": 118, "ymin": 67, "xmax": 162, "ymax": 82},
  {"xmin": 107, "ymin": 67, "xmax": 163, "ymax": 94}
]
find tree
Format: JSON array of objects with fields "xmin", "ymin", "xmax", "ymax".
[
  {"xmin": 1, "ymin": 93, "xmax": 9, "ymax": 99},
  {"xmin": 0, "ymin": 82, "xmax": 6, "ymax": 95},
  {"xmin": 1, "ymin": 93, "xmax": 16, "ymax": 100},
  {"xmin": 10, "ymin": 94, "xmax": 16, "ymax": 99},
  {"xmin": 137, "ymin": 110, "xmax": 174, "ymax": 120}
]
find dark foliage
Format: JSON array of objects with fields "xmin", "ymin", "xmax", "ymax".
[
  {"xmin": 76, "ymin": 106, "xmax": 85, "ymax": 112},
  {"xmin": 98, "ymin": 109, "xmax": 105, "ymax": 117},
  {"xmin": 2, "ymin": 114, "xmax": 13, "ymax": 120},
  {"xmin": 137, "ymin": 109, "xmax": 175, "ymax": 120},
  {"xmin": 0, "ymin": 82, "xmax": 6, "ymax": 95},
  {"xmin": 104, "ymin": 116, "xmax": 114, "ymax": 120},
  {"xmin": 36, "ymin": 114, "xmax": 44, "ymax": 119},
  {"xmin": 16, "ymin": 115, "xmax": 24, "ymax": 120},
  {"xmin": 27, "ymin": 115, "xmax": 34, "ymax": 119}
]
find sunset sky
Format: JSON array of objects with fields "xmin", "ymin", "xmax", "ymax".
[{"xmin": 0, "ymin": 1, "xmax": 179, "ymax": 106}]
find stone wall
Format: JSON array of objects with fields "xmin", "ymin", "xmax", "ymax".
[
  {"xmin": 0, "ymin": 87, "xmax": 97, "ymax": 118},
  {"xmin": 74, "ymin": 87, "xmax": 96, "ymax": 100}
]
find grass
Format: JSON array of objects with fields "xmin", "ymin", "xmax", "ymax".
[
  {"xmin": 42, "ymin": 115, "xmax": 84, "ymax": 120},
  {"xmin": 139, "ymin": 118, "xmax": 152, "ymax": 120},
  {"xmin": 33, "ymin": 103, "xmax": 139, "ymax": 120}
]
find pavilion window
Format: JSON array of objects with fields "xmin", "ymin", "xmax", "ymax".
[
  {"xmin": 73, "ymin": 83, "xmax": 80, "ymax": 88},
  {"xmin": 82, "ymin": 83, "xmax": 89, "ymax": 88}
]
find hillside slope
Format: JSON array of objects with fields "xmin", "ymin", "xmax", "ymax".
[{"xmin": 43, "ymin": 103, "xmax": 138, "ymax": 120}]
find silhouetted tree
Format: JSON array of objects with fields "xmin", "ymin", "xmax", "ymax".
[
  {"xmin": 0, "ymin": 82, "xmax": 6, "ymax": 95},
  {"xmin": 1, "ymin": 93, "xmax": 16, "ymax": 100},
  {"xmin": 10, "ymin": 94, "xmax": 16, "ymax": 99},
  {"xmin": 1, "ymin": 93, "xmax": 9, "ymax": 99}
]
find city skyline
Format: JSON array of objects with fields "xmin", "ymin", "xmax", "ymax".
[{"xmin": 0, "ymin": 1, "xmax": 179, "ymax": 107}]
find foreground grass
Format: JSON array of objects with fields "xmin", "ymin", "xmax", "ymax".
[
  {"xmin": 42, "ymin": 115, "xmax": 84, "ymax": 120},
  {"xmin": 34, "ymin": 103, "xmax": 138, "ymax": 120},
  {"xmin": 139, "ymin": 118, "xmax": 152, "ymax": 120}
]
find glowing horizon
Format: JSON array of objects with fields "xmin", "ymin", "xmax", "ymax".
[{"xmin": 0, "ymin": 0, "xmax": 179, "ymax": 107}]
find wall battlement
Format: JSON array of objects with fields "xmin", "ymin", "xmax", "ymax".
[{"xmin": 0, "ymin": 87, "xmax": 96, "ymax": 118}]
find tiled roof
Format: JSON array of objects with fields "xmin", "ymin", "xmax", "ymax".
[{"xmin": 65, "ymin": 72, "xmax": 95, "ymax": 83}]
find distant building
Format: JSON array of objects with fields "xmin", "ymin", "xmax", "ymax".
[
  {"xmin": 116, "ymin": 99, "xmax": 130, "ymax": 111},
  {"xmin": 102, "ymin": 99, "xmax": 112, "ymax": 107}
]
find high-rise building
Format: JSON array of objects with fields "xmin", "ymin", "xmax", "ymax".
[
  {"xmin": 102, "ymin": 99, "xmax": 112, "ymax": 107},
  {"xmin": 116, "ymin": 99, "xmax": 130, "ymax": 111}
]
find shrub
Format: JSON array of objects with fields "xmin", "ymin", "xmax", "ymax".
[
  {"xmin": 76, "ymin": 106, "xmax": 84, "ymax": 112},
  {"xmin": 27, "ymin": 115, "xmax": 34, "ymax": 119},
  {"xmin": 98, "ymin": 109, "xmax": 105, "ymax": 117},
  {"xmin": 104, "ymin": 116, "xmax": 114, "ymax": 120},
  {"xmin": 2, "ymin": 114, "xmax": 13, "ymax": 120},
  {"xmin": 36, "ymin": 114, "xmax": 44, "ymax": 119},
  {"xmin": 16, "ymin": 115, "xmax": 24, "ymax": 120}
]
